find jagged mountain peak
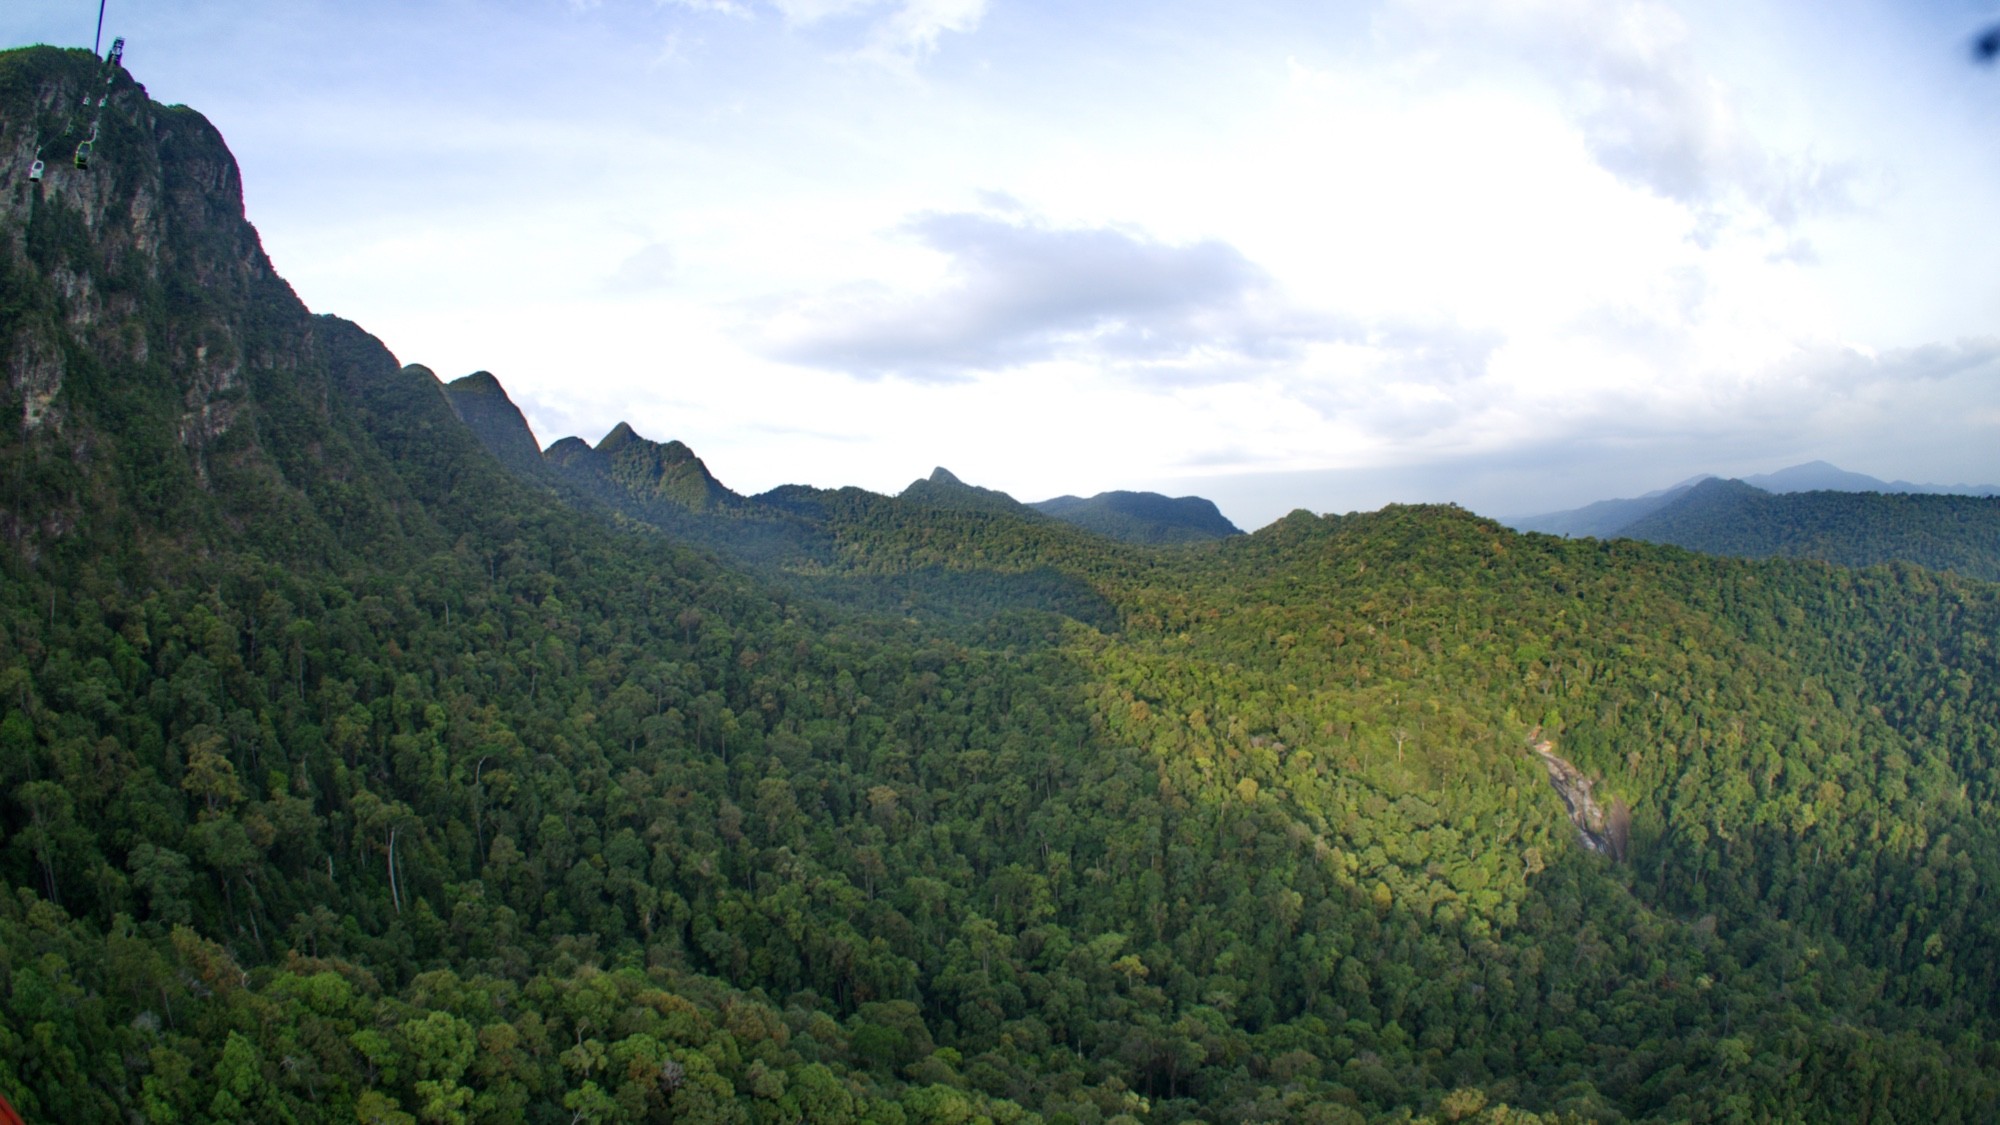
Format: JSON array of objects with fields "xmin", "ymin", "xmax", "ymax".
[
  {"xmin": 597, "ymin": 420, "xmax": 643, "ymax": 451},
  {"xmin": 532, "ymin": 419, "xmax": 741, "ymax": 513},
  {"xmin": 594, "ymin": 421, "xmax": 703, "ymax": 464},
  {"xmin": 900, "ymin": 467, "xmax": 1040, "ymax": 518}
]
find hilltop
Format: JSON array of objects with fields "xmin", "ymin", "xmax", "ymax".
[
  {"xmin": 1621, "ymin": 477, "xmax": 2000, "ymax": 581},
  {"xmin": 1506, "ymin": 463, "xmax": 2000, "ymax": 580},
  {"xmin": 1030, "ymin": 490, "xmax": 1243, "ymax": 545}
]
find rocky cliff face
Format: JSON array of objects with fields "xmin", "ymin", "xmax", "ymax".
[
  {"xmin": 5, "ymin": 48, "xmax": 269, "ymax": 440},
  {"xmin": 0, "ymin": 46, "xmax": 454, "ymax": 568},
  {"xmin": 1529, "ymin": 733, "xmax": 1630, "ymax": 859}
]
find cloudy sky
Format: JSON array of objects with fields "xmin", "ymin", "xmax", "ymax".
[{"xmin": 9, "ymin": 0, "xmax": 2000, "ymax": 528}]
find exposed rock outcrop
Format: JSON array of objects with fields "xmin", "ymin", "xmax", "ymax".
[{"xmin": 1529, "ymin": 731, "xmax": 1629, "ymax": 859}]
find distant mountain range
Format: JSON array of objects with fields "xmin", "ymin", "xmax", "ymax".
[
  {"xmin": 441, "ymin": 377, "xmax": 1241, "ymax": 550},
  {"xmin": 1509, "ymin": 461, "xmax": 2000, "ymax": 540},
  {"xmin": 1506, "ymin": 477, "xmax": 1714, "ymax": 540},
  {"xmin": 1740, "ymin": 460, "xmax": 2000, "ymax": 497},
  {"xmin": 1507, "ymin": 463, "xmax": 2000, "ymax": 581}
]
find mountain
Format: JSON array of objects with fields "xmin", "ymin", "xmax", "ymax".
[
  {"xmin": 440, "ymin": 370, "xmax": 552, "ymax": 481},
  {"xmin": 12, "ymin": 43, "xmax": 2000, "ymax": 1123},
  {"xmin": 1743, "ymin": 459, "xmax": 2000, "ymax": 496},
  {"xmin": 1620, "ymin": 476, "xmax": 2000, "ymax": 581},
  {"xmin": 898, "ymin": 465, "xmax": 1045, "ymax": 517},
  {"xmin": 437, "ymin": 377, "xmax": 1121, "ymax": 624},
  {"xmin": 1504, "ymin": 475, "xmax": 1712, "ymax": 538},
  {"xmin": 1507, "ymin": 465, "xmax": 2000, "ymax": 581},
  {"xmin": 1512, "ymin": 462, "xmax": 2000, "ymax": 539},
  {"xmin": 1742, "ymin": 460, "xmax": 1903, "ymax": 493},
  {"xmin": 548, "ymin": 420, "xmax": 741, "ymax": 513},
  {"xmin": 1029, "ymin": 489, "xmax": 1243, "ymax": 544},
  {"xmin": 0, "ymin": 45, "xmax": 530, "ymax": 577}
]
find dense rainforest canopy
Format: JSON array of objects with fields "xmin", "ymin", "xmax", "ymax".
[{"xmin": 4, "ymin": 44, "xmax": 2000, "ymax": 1123}]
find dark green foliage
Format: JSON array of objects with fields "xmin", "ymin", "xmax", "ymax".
[
  {"xmin": 1030, "ymin": 491, "xmax": 1243, "ymax": 545},
  {"xmin": 8, "ymin": 43, "xmax": 2000, "ymax": 1124},
  {"xmin": 565, "ymin": 422, "xmax": 742, "ymax": 514},
  {"xmin": 899, "ymin": 466, "xmax": 1046, "ymax": 519},
  {"xmin": 441, "ymin": 371, "xmax": 556, "ymax": 482},
  {"xmin": 1621, "ymin": 477, "xmax": 2000, "ymax": 580},
  {"xmin": 533, "ymin": 417, "xmax": 830, "ymax": 572}
]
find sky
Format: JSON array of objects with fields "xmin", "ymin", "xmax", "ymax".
[{"xmin": 8, "ymin": 0, "xmax": 2000, "ymax": 529}]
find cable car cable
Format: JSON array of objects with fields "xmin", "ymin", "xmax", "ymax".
[{"xmin": 77, "ymin": 24, "xmax": 119, "ymax": 171}]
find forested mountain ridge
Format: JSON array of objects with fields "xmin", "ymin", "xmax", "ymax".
[
  {"xmin": 1619, "ymin": 477, "xmax": 2000, "ymax": 581},
  {"xmin": 898, "ymin": 468, "xmax": 1047, "ymax": 520},
  {"xmin": 6, "ymin": 42, "xmax": 2000, "ymax": 1124},
  {"xmin": 437, "ymin": 374, "xmax": 1138, "ymax": 624},
  {"xmin": 1508, "ymin": 469, "xmax": 2000, "ymax": 579},
  {"xmin": 556, "ymin": 423, "xmax": 743, "ymax": 516},
  {"xmin": 1028, "ymin": 492, "xmax": 1242, "ymax": 546},
  {"xmin": 439, "ymin": 367, "xmax": 1236, "ymax": 564}
]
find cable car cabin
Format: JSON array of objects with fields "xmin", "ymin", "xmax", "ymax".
[
  {"xmin": 28, "ymin": 160, "xmax": 44, "ymax": 183},
  {"xmin": 109, "ymin": 38, "xmax": 125, "ymax": 67},
  {"xmin": 74, "ymin": 141, "xmax": 91, "ymax": 170}
]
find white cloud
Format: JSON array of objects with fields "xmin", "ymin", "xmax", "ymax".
[
  {"xmin": 752, "ymin": 211, "xmax": 1336, "ymax": 381},
  {"xmin": 1384, "ymin": 0, "xmax": 1866, "ymax": 233},
  {"xmin": 666, "ymin": 0, "xmax": 986, "ymax": 64},
  {"xmin": 604, "ymin": 242, "xmax": 678, "ymax": 292},
  {"xmin": 663, "ymin": 0, "xmax": 751, "ymax": 13},
  {"xmin": 867, "ymin": 0, "xmax": 985, "ymax": 62}
]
